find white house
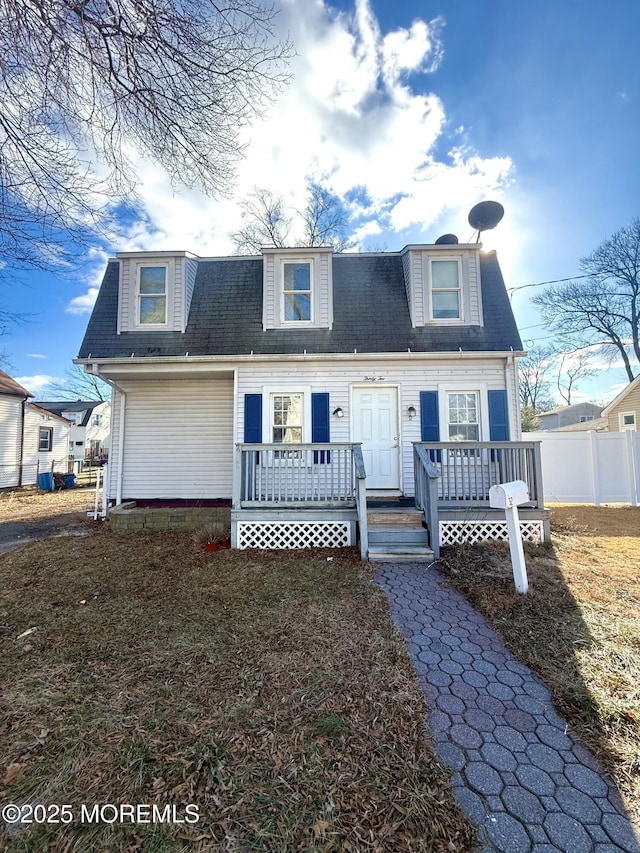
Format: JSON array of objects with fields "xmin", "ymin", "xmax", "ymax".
[
  {"xmin": 36, "ymin": 400, "xmax": 111, "ymax": 462},
  {"xmin": 76, "ymin": 239, "xmax": 547, "ymax": 558},
  {"xmin": 0, "ymin": 370, "xmax": 32, "ymax": 488}
]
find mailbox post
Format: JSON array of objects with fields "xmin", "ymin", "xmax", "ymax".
[{"xmin": 488, "ymin": 480, "xmax": 530, "ymax": 594}]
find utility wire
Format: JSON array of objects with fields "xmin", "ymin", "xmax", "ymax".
[{"xmin": 507, "ymin": 273, "xmax": 591, "ymax": 295}]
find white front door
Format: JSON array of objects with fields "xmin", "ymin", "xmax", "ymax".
[{"xmin": 352, "ymin": 387, "xmax": 400, "ymax": 489}]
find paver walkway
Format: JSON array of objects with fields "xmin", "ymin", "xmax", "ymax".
[{"xmin": 376, "ymin": 563, "xmax": 640, "ymax": 853}]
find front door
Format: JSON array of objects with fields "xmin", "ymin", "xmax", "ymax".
[{"xmin": 352, "ymin": 387, "xmax": 400, "ymax": 489}]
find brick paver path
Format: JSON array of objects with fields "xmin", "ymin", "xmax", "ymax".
[{"xmin": 376, "ymin": 563, "xmax": 640, "ymax": 853}]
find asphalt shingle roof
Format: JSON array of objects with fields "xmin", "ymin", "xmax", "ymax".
[
  {"xmin": 0, "ymin": 369, "xmax": 33, "ymax": 398},
  {"xmin": 78, "ymin": 252, "xmax": 522, "ymax": 359},
  {"xmin": 36, "ymin": 400, "xmax": 104, "ymax": 427}
]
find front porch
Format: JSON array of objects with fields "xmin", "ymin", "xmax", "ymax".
[{"xmin": 232, "ymin": 440, "xmax": 548, "ymax": 559}]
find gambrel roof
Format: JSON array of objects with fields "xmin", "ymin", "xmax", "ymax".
[{"xmin": 79, "ymin": 250, "xmax": 522, "ymax": 359}]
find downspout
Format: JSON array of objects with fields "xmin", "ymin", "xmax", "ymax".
[
  {"xmin": 506, "ymin": 351, "xmax": 520, "ymax": 439},
  {"xmin": 86, "ymin": 364, "xmax": 126, "ymax": 505},
  {"xmin": 18, "ymin": 397, "xmax": 27, "ymax": 487}
]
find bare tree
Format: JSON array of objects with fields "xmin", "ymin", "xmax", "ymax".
[
  {"xmin": 533, "ymin": 219, "xmax": 640, "ymax": 383},
  {"xmin": 555, "ymin": 349, "xmax": 597, "ymax": 405},
  {"xmin": 518, "ymin": 346, "xmax": 555, "ymax": 411},
  {"xmin": 301, "ymin": 183, "xmax": 353, "ymax": 252},
  {"xmin": 40, "ymin": 365, "xmax": 111, "ymax": 402},
  {"xmin": 232, "ymin": 181, "xmax": 353, "ymax": 252},
  {"xmin": 0, "ymin": 0, "xmax": 291, "ymax": 271},
  {"xmin": 232, "ymin": 187, "xmax": 292, "ymax": 252}
]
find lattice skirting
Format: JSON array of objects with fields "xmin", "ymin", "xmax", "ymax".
[
  {"xmin": 236, "ymin": 522, "xmax": 352, "ymax": 550},
  {"xmin": 440, "ymin": 520, "xmax": 544, "ymax": 545}
]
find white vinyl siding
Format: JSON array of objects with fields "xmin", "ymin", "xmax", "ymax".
[
  {"xmin": 22, "ymin": 407, "xmax": 70, "ymax": 477},
  {"xmin": 184, "ymin": 258, "xmax": 199, "ymax": 329},
  {"xmin": 118, "ymin": 254, "xmax": 196, "ymax": 333},
  {"xmin": 262, "ymin": 250, "xmax": 333, "ymax": 330},
  {"xmin": 236, "ymin": 356, "xmax": 515, "ymax": 497},
  {"xmin": 402, "ymin": 247, "xmax": 483, "ymax": 328},
  {"xmin": 114, "ymin": 379, "xmax": 233, "ymax": 500},
  {"xmin": 0, "ymin": 396, "xmax": 24, "ymax": 487}
]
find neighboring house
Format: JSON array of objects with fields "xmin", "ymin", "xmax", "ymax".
[
  {"xmin": 36, "ymin": 400, "xmax": 111, "ymax": 461},
  {"xmin": 22, "ymin": 404, "xmax": 71, "ymax": 483},
  {"xmin": 0, "ymin": 368, "xmax": 72, "ymax": 488},
  {"xmin": 76, "ymin": 240, "xmax": 548, "ymax": 557},
  {"xmin": 550, "ymin": 416, "xmax": 608, "ymax": 432},
  {"xmin": 601, "ymin": 375, "xmax": 640, "ymax": 432},
  {"xmin": 538, "ymin": 403, "xmax": 603, "ymax": 431},
  {"xmin": 0, "ymin": 370, "xmax": 33, "ymax": 488}
]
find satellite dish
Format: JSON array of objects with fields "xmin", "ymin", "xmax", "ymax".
[
  {"xmin": 435, "ymin": 234, "xmax": 459, "ymax": 245},
  {"xmin": 468, "ymin": 201, "xmax": 504, "ymax": 242}
]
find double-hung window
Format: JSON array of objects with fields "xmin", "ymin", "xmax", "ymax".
[
  {"xmin": 138, "ymin": 265, "xmax": 167, "ymax": 325},
  {"xmin": 431, "ymin": 259, "xmax": 461, "ymax": 320},
  {"xmin": 282, "ymin": 261, "xmax": 312, "ymax": 322},
  {"xmin": 272, "ymin": 394, "xmax": 303, "ymax": 457},
  {"xmin": 39, "ymin": 427, "xmax": 53, "ymax": 452},
  {"xmin": 447, "ymin": 392, "xmax": 479, "ymax": 441}
]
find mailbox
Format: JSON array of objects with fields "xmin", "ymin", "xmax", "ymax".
[{"xmin": 489, "ymin": 480, "xmax": 529, "ymax": 510}]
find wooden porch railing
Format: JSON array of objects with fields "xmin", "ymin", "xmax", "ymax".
[
  {"xmin": 415, "ymin": 441, "xmax": 544, "ymax": 509},
  {"xmin": 353, "ymin": 444, "xmax": 368, "ymax": 559},
  {"xmin": 413, "ymin": 444, "xmax": 440, "ymax": 558},
  {"xmin": 234, "ymin": 443, "xmax": 360, "ymax": 508}
]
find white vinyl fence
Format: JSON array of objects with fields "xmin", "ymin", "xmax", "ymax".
[{"xmin": 528, "ymin": 430, "xmax": 640, "ymax": 505}]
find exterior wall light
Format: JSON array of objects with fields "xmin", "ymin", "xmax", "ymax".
[
  {"xmin": 332, "ymin": 407, "xmax": 344, "ymax": 418},
  {"xmin": 407, "ymin": 406, "xmax": 417, "ymax": 419}
]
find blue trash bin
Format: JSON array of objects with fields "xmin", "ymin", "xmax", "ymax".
[
  {"xmin": 62, "ymin": 473, "xmax": 75, "ymax": 488},
  {"xmin": 37, "ymin": 472, "xmax": 54, "ymax": 491}
]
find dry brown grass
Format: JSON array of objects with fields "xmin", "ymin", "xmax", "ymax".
[
  {"xmin": 0, "ymin": 487, "xmax": 95, "ymax": 523},
  {"xmin": 438, "ymin": 505, "xmax": 640, "ymax": 831},
  {"xmin": 0, "ymin": 530, "xmax": 475, "ymax": 853}
]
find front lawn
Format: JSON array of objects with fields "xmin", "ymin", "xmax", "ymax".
[{"xmin": 0, "ymin": 532, "xmax": 475, "ymax": 852}]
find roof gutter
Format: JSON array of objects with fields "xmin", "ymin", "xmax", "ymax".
[{"xmin": 75, "ymin": 349, "xmax": 528, "ymax": 369}]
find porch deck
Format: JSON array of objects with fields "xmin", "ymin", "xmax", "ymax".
[{"xmin": 232, "ymin": 440, "xmax": 548, "ymax": 558}]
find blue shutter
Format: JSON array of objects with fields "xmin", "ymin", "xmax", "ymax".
[
  {"xmin": 420, "ymin": 391, "xmax": 440, "ymax": 462},
  {"xmin": 244, "ymin": 394, "xmax": 262, "ymax": 443},
  {"xmin": 312, "ymin": 392, "xmax": 330, "ymax": 463},
  {"xmin": 488, "ymin": 390, "xmax": 509, "ymax": 441}
]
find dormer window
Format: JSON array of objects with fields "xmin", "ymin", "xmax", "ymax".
[
  {"xmin": 430, "ymin": 258, "xmax": 461, "ymax": 320},
  {"xmin": 262, "ymin": 248, "xmax": 333, "ymax": 330},
  {"xmin": 138, "ymin": 265, "xmax": 167, "ymax": 325},
  {"xmin": 283, "ymin": 261, "xmax": 313, "ymax": 322}
]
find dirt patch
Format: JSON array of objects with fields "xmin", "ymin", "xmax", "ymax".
[{"xmin": 0, "ymin": 487, "xmax": 97, "ymax": 554}]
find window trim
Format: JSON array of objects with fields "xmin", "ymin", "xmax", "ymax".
[
  {"xmin": 136, "ymin": 263, "xmax": 168, "ymax": 327},
  {"xmin": 619, "ymin": 411, "xmax": 637, "ymax": 431},
  {"xmin": 38, "ymin": 426, "xmax": 53, "ymax": 453},
  {"xmin": 428, "ymin": 256, "xmax": 463, "ymax": 324},
  {"xmin": 437, "ymin": 383, "xmax": 490, "ymax": 442},
  {"xmin": 261, "ymin": 385, "xmax": 312, "ymax": 448},
  {"xmin": 280, "ymin": 259, "xmax": 314, "ymax": 325}
]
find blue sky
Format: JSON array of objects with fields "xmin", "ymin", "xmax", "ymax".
[{"xmin": 5, "ymin": 0, "xmax": 640, "ymax": 405}]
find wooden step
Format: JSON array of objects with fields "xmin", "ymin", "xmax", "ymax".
[
  {"xmin": 368, "ymin": 525, "xmax": 427, "ymax": 543},
  {"xmin": 367, "ymin": 508, "xmax": 424, "ymax": 526},
  {"xmin": 367, "ymin": 544, "xmax": 435, "ymax": 563}
]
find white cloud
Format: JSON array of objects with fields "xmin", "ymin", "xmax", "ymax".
[
  {"xmin": 27, "ymin": 353, "xmax": 47, "ymax": 359},
  {"xmin": 16, "ymin": 374, "xmax": 61, "ymax": 395},
  {"xmin": 66, "ymin": 247, "xmax": 111, "ymax": 314},
  {"xmin": 67, "ymin": 287, "xmax": 100, "ymax": 315},
  {"xmin": 109, "ymin": 0, "xmax": 512, "ymax": 255}
]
